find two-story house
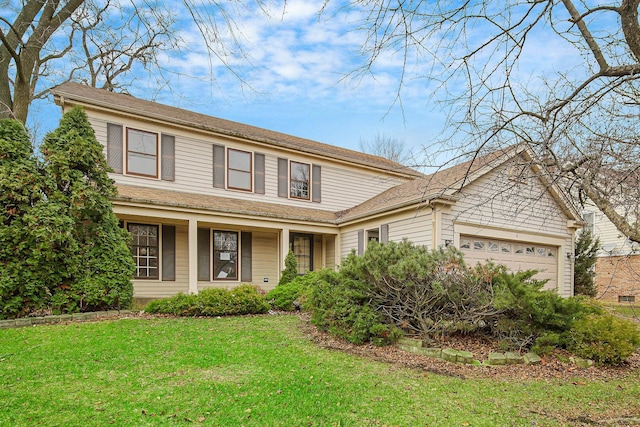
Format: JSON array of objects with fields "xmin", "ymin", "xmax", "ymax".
[{"xmin": 52, "ymin": 83, "xmax": 583, "ymax": 300}]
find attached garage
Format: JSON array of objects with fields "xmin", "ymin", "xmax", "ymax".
[{"xmin": 459, "ymin": 235, "xmax": 558, "ymax": 290}]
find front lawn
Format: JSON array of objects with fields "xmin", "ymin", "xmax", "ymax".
[{"xmin": 1, "ymin": 315, "xmax": 639, "ymax": 426}]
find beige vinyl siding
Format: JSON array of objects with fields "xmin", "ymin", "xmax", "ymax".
[
  {"xmin": 387, "ymin": 214, "xmax": 432, "ymax": 247},
  {"xmin": 340, "ymin": 229, "xmax": 359, "ymax": 259},
  {"xmin": 319, "ymin": 164, "xmax": 405, "ymax": 211},
  {"xmin": 132, "ymin": 224, "xmax": 190, "ymax": 298},
  {"xmin": 314, "ymin": 236, "xmax": 323, "ymax": 272},
  {"xmin": 251, "ymin": 231, "xmax": 279, "ymax": 290},
  {"xmin": 584, "ymin": 202, "xmax": 634, "ymax": 256},
  {"xmin": 324, "ymin": 235, "xmax": 336, "ymax": 269},
  {"xmin": 89, "ymin": 116, "xmax": 409, "ymax": 213},
  {"xmin": 445, "ymin": 160, "xmax": 569, "ymax": 241}
]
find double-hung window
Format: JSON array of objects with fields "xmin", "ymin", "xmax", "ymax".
[
  {"xmin": 227, "ymin": 149, "xmax": 252, "ymax": 191},
  {"xmin": 127, "ymin": 128, "xmax": 158, "ymax": 178},
  {"xmin": 213, "ymin": 231, "xmax": 238, "ymax": 280},
  {"xmin": 128, "ymin": 224, "xmax": 159, "ymax": 279},
  {"xmin": 290, "ymin": 161, "xmax": 310, "ymax": 200}
]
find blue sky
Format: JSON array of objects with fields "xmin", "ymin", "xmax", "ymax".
[
  {"xmin": 29, "ymin": 0, "xmax": 444, "ymax": 159},
  {"xmin": 28, "ymin": 0, "xmax": 587, "ymax": 164}
]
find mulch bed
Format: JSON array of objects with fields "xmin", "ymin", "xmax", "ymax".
[{"xmin": 297, "ymin": 313, "xmax": 640, "ymax": 381}]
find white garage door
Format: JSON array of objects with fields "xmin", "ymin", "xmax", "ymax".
[{"xmin": 459, "ymin": 235, "xmax": 558, "ymax": 290}]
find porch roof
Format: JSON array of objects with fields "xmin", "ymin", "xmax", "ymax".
[{"xmin": 114, "ymin": 184, "xmax": 340, "ymax": 224}]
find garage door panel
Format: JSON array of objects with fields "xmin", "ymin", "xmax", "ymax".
[{"xmin": 460, "ymin": 236, "xmax": 557, "ymax": 290}]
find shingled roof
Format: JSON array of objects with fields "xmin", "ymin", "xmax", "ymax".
[
  {"xmin": 51, "ymin": 82, "xmax": 422, "ymax": 178},
  {"xmin": 114, "ymin": 184, "xmax": 340, "ymax": 224},
  {"xmin": 336, "ymin": 146, "xmax": 522, "ymax": 222}
]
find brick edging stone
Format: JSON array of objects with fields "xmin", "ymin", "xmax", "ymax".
[
  {"xmin": 396, "ymin": 337, "xmax": 594, "ymax": 368},
  {"xmin": 0, "ymin": 310, "xmax": 133, "ymax": 329}
]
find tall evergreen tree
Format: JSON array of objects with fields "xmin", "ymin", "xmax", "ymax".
[
  {"xmin": 0, "ymin": 120, "xmax": 77, "ymax": 317},
  {"xmin": 574, "ymin": 228, "xmax": 600, "ymax": 297},
  {"xmin": 41, "ymin": 106, "xmax": 134, "ymax": 312}
]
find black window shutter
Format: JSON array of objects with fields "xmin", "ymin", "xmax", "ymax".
[
  {"xmin": 241, "ymin": 232, "xmax": 252, "ymax": 282},
  {"xmin": 107, "ymin": 123, "xmax": 123, "ymax": 173},
  {"xmin": 161, "ymin": 135, "xmax": 175, "ymax": 181},
  {"xmin": 312, "ymin": 164, "xmax": 321, "ymax": 203},
  {"xmin": 162, "ymin": 225, "xmax": 176, "ymax": 281},
  {"xmin": 357, "ymin": 229, "xmax": 365, "ymax": 256},
  {"xmin": 278, "ymin": 158, "xmax": 288, "ymax": 198},
  {"xmin": 197, "ymin": 228, "xmax": 210, "ymax": 281},
  {"xmin": 254, "ymin": 153, "xmax": 265, "ymax": 194},
  {"xmin": 380, "ymin": 224, "xmax": 389, "ymax": 243},
  {"xmin": 213, "ymin": 144, "xmax": 225, "ymax": 188}
]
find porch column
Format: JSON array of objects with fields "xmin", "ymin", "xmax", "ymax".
[
  {"xmin": 432, "ymin": 205, "xmax": 443, "ymax": 249},
  {"xmin": 280, "ymin": 227, "xmax": 290, "ymax": 273},
  {"xmin": 334, "ymin": 232, "xmax": 341, "ymax": 269},
  {"xmin": 188, "ymin": 218, "xmax": 198, "ymax": 294}
]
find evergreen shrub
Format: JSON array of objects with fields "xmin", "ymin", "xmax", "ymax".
[
  {"xmin": 307, "ymin": 269, "xmax": 402, "ymax": 346},
  {"xmin": 568, "ymin": 313, "xmax": 640, "ymax": 365},
  {"xmin": 267, "ymin": 272, "xmax": 317, "ymax": 311},
  {"xmin": 145, "ymin": 285, "xmax": 269, "ymax": 316}
]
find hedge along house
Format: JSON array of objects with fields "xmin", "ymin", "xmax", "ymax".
[{"xmin": 52, "ymin": 83, "xmax": 583, "ymax": 299}]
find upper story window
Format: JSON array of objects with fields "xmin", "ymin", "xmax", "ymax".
[
  {"xmin": 213, "ymin": 145, "xmax": 265, "ymax": 194},
  {"xmin": 278, "ymin": 158, "xmax": 320, "ymax": 202},
  {"xmin": 127, "ymin": 128, "xmax": 158, "ymax": 178},
  {"xmin": 227, "ymin": 149, "xmax": 252, "ymax": 191},
  {"xmin": 583, "ymin": 211, "xmax": 595, "ymax": 234},
  {"xmin": 290, "ymin": 161, "xmax": 310, "ymax": 200},
  {"xmin": 107, "ymin": 123, "xmax": 174, "ymax": 181}
]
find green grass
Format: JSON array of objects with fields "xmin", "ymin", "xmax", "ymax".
[
  {"xmin": 1, "ymin": 315, "xmax": 639, "ymax": 426},
  {"xmin": 606, "ymin": 303, "xmax": 640, "ymax": 321}
]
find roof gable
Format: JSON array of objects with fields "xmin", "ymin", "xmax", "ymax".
[{"xmin": 338, "ymin": 144, "xmax": 581, "ymax": 223}]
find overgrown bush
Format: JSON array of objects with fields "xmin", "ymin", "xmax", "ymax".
[
  {"xmin": 567, "ymin": 314, "xmax": 640, "ymax": 365},
  {"xmin": 145, "ymin": 285, "xmax": 269, "ymax": 317},
  {"xmin": 267, "ymin": 272, "xmax": 316, "ymax": 311},
  {"xmin": 491, "ymin": 269, "xmax": 601, "ymax": 350},
  {"xmin": 307, "ymin": 269, "xmax": 402, "ymax": 345},
  {"xmin": 343, "ymin": 241, "xmax": 502, "ymax": 337}
]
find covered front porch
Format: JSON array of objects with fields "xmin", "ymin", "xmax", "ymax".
[{"xmin": 112, "ymin": 186, "xmax": 339, "ymax": 300}]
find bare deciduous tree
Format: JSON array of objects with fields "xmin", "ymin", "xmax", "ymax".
[
  {"xmin": 0, "ymin": 0, "xmax": 256, "ymax": 124},
  {"xmin": 359, "ymin": 132, "xmax": 410, "ymax": 164},
  {"xmin": 339, "ymin": 0, "xmax": 640, "ymax": 242}
]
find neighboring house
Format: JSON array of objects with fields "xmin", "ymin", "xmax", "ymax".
[
  {"xmin": 51, "ymin": 83, "xmax": 583, "ymax": 300},
  {"xmin": 581, "ymin": 203, "xmax": 640, "ymax": 303}
]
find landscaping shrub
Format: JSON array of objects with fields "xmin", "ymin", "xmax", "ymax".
[
  {"xmin": 145, "ymin": 293, "xmax": 198, "ymax": 316},
  {"xmin": 574, "ymin": 228, "xmax": 600, "ymax": 297},
  {"xmin": 343, "ymin": 241, "xmax": 502, "ymax": 338},
  {"xmin": 307, "ymin": 269, "xmax": 401, "ymax": 345},
  {"xmin": 145, "ymin": 285, "xmax": 269, "ymax": 317},
  {"xmin": 491, "ymin": 268, "xmax": 601, "ymax": 350},
  {"xmin": 278, "ymin": 250, "xmax": 298, "ymax": 285},
  {"xmin": 267, "ymin": 272, "xmax": 317, "ymax": 311},
  {"xmin": 567, "ymin": 313, "xmax": 640, "ymax": 366}
]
